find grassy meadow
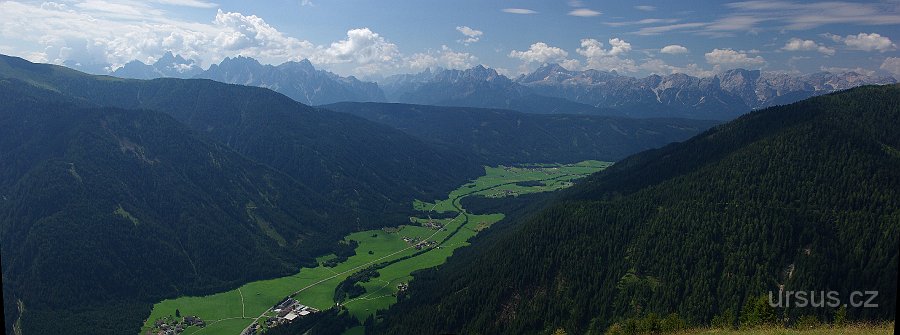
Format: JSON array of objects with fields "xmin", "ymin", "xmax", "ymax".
[{"xmin": 141, "ymin": 161, "xmax": 608, "ymax": 334}]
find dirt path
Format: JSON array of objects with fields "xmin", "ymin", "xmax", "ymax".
[{"xmin": 238, "ymin": 288, "xmax": 245, "ymax": 318}]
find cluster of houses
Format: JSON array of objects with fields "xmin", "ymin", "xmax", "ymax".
[
  {"xmin": 501, "ymin": 166, "xmax": 559, "ymax": 174},
  {"xmin": 147, "ymin": 315, "xmax": 205, "ymax": 335},
  {"xmin": 484, "ymin": 188, "xmax": 521, "ymax": 198},
  {"xmin": 242, "ymin": 297, "xmax": 319, "ymax": 334},
  {"xmin": 421, "ymin": 217, "xmax": 444, "ymax": 229},
  {"xmin": 400, "ymin": 236, "xmax": 437, "ymax": 250}
]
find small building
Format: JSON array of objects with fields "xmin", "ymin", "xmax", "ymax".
[{"xmin": 284, "ymin": 312, "xmax": 298, "ymax": 321}]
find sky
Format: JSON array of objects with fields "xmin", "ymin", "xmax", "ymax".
[{"xmin": 1, "ymin": 0, "xmax": 899, "ymax": 80}]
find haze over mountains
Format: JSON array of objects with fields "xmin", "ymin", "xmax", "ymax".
[
  {"xmin": 0, "ymin": 54, "xmax": 714, "ymax": 335},
  {"xmin": 113, "ymin": 53, "xmax": 895, "ymax": 120}
]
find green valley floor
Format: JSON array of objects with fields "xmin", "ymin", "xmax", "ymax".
[{"xmin": 140, "ymin": 161, "xmax": 610, "ymax": 335}]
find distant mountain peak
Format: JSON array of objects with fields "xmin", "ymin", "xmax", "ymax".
[
  {"xmin": 463, "ymin": 64, "xmax": 503, "ymax": 82},
  {"xmin": 196, "ymin": 55, "xmax": 385, "ymax": 105},
  {"xmin": 112, "ymin": 51, "xmax": 201, "ymax": 79},
  {"xmin": 220, "ymin": 55, "xmax": 263, "ymax": 67}
]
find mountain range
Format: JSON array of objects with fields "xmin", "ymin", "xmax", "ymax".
[
  {"xmin": 112, "ymin": 52, "xmax": 203, "ymax": 79},
  {"xmin": 387, "ymin": 64, "xmax": 895, "ymax": 119},
  {"xmin": 0, "ymin": 54, "xmax": 714, "ymax": 335},
  {"xmin": 114, "ymin": 54, "xmax": 385, "ymax": 105},
  {"xmin": 111, "ymin": 54, "xmax": 896, "ymax": 120}
]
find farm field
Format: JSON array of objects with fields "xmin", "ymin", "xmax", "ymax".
[{"xmin": 141, "ymin": 161, "xmax": 608, "ymax": 335}]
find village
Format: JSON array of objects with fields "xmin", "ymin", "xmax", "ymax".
[
  {"xmin": 402, "ymin": 235, "xmax": 439, "ymax": 250},
  {"xmin": 146, "ymin": 314, "xmax": 206, "ymax": 335},
  {"xmin": 242, "ymin": 297, "xmax": 320, "ymax": 335}
]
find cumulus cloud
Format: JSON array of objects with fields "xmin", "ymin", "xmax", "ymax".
[
  {"xmin": 0, "ymin": 1, "xmax": 408, "ymax": 76},
  {"xmin": 509, "ymin": 42, "xmax": 569, "ymax": 64},
  {"xmin": 569, "ymin": 8, "xmax": 601, "ymax": 17},
  {"xmin": 660, "ymin": 45, "xmax": 689, "ymax": 54},
  {"xmin": 704, "ymin": 48, "xmax": 766, "ymax": 69},
  {"xmin": 577, "ymin": 38, "xmax": 637, "ymax": 73},
  {"xmin": 406, "ymin": 45, "xmax": 477, "ymax": 71},
  {"xmin": 559, "ymin": 59, "xmax": 581, "ymax": 71},
  {"xmin": 502, "ymin": 8, "xmax": 537, "ymax": 14},
  {"xmin": 881, "ymin": 57, "xmax": 900, "ymax": 77},
  {"xmin": 212, "ymin": 9, "xmax": 314, "ymax": 58},
  {"xmin": 826, "ymin": 33, "xmax": 895, "ymax": 52},
  {"xmin": 578, "ymin": 38, "xmax": 632, "ymax": 57},
  {"xmin": 319, "ymin": 28, "xmax": 399, "ymax": 65},
  {"xmin": 781, "ymin": 38, "xmax": 835, "ymax": 55},
  {"xmin": 456, "ymin": 26, "xmax": 483, "ymax": 45},
  {"xmin": 639, "ymin": 58, "xmax": 714, "ymax": 77}
]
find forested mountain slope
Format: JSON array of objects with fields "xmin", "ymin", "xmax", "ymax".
[
  {"xmin": 325, "ymin": 102, "xmax": 717, "ymax": 164},
  {"xmin": 0, "ymin": 54, "xmax": 481, "ymax": 220},
  {"xmin": 376, "ymin": 85, "xmax": 900, "ymax": 334},
  {"xmin": 0, "ymin": 79, "xmax": 350, "ymax": 334}
]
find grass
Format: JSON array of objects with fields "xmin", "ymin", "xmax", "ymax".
[
  {"xmin": 674, "ymin": 323, "xmax": 894, "ymax": 335},
  {"xmin": 141, "ymin": 161, "xmax": 609, "ymax": 334}
]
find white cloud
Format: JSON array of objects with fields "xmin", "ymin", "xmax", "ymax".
[
  {"xmin": 502, "ymin": 8, "xmax": 537, "ymax": 15},
  {"xmin": 406, "ymin": 45, "xmax": 477, "ymax": 71},
  {"xmin": 0, "ymin": 1, "xmax": 408, "ymax": 76},
  {"xmin": 660, "ymin": 45, "xmax": 688, "ymax": 54},
  {"xmin": 577, "ymin": 38, "xmax": 632, "ymax": 57},
  {"xmin": 636, "ymin": 1, "xmax": 900, "ymax": 37},
  {"xmin": 633, "ymin": 22, "xmax": 706, "ymax": 36},
  {"xmin": 639, "ymin": 58, "xmax": 714, "ymax": 77},
  {"xmin": 509, "ymin": 42, "xmax": 569, "ymax": 63},
  {"xmin": 605, "ymin": 18, "xmax": 679, "ymax": 27},
  {"xmin": 704, "ymin": 48, "xmax": 766, "ymax": 69},
  {"xmin": 781, "ymin": 38, "xmax": 835, "ymax": 55},
  {"xmin": 559, "ymin": 59, "xmax": 581, "ymax": 71},
  {"xmin": 635, "ymin": 5, "xmax": 656, "ymax": 11},
  {"xmin": 881, "ymin": 57, "xmax": 900, "ymax": 77},
  {"xmin": 826, "ymin": 33, "xmax": 895, "ymax": 52},
  {"xmin": 152, "ymin": 0, "xmax": 218, "ymax": 8},
  {"xmin": 318, "ymin": 28, "xmax": 399, "ymax": 70},
  {"xmin": 212, "ymin": 9, "xmax": 314, "ymax": 57},
  {"xmin": 569, "ymin": 8, "xmax": 601, "ymax": 17},
  {"xmin": 703, "ymin": 15, "xmax": 764, "ymax": 35},
  {"xmin": 577, "ymin": 38, "xmax": 637, "ymax": 73},
  {"xmin": 455, "ymin": 26, "xmax": 483, "ymax": 45},
  {"xmin": 724, "ymin": 1, "xmax": 900, "ymax": 30}
]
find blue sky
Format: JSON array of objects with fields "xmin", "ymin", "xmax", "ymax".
[{"xmin": 1, "ymin": 0, "xmax": 898, "ymax": 79}]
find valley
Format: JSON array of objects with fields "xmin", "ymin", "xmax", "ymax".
[{"xmin": 140, "ymin": 161, "xmax": 610, "ymax": 335}]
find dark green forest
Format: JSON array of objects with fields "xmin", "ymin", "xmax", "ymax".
[
  {"xmin": 375, "ymin": 85, "xmax": 900, "ymax": 334},
  {"xmin": 0, "ymin": 54, "xmax": 483, "ymax": 220},
  {"xmin": 0, "ymin": 79, "xmax": 360, "ymax": 334},
  {"xmin": 325, "ymin": 102, "xmax": 716, "ymax": 164}
]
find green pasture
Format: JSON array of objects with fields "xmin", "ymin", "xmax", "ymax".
[{"xmin": 142, "ymin": 161, "xmax": 609, "ymax": 334}]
